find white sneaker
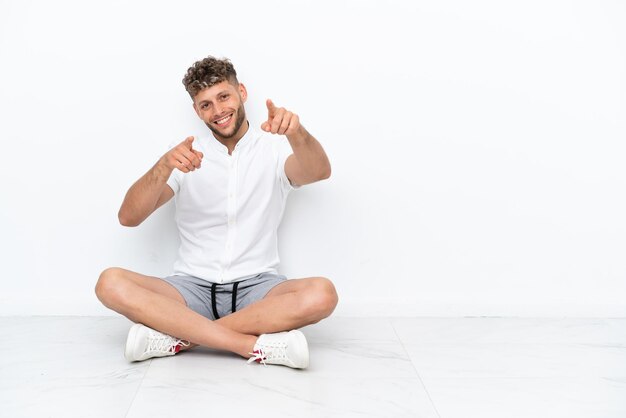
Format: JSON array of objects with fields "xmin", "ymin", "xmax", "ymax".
[
  {"xmin": 124, "ymin": 323, "xmax": 189, "ymax": 362},
  {"xmin": 247, "ymin": 330, "xmax": 309, "ymax": 369}
]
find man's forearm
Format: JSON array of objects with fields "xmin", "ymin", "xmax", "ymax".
[
  {"xmin": 118, "ymin": 159, "xmax": 173, "ymax": 227},
  {"xmin": 287, "ymin": 127, "xmax": 331, "ymax": 181}
]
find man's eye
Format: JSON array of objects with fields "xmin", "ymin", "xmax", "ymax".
[{"xmin": 220, "ymin": 95, "xmax": 229, "ymax": 100}]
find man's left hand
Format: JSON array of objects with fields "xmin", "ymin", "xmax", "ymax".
[{"xmin": 261, "ymin": 99, "xmax": 303, "ymax": 137}]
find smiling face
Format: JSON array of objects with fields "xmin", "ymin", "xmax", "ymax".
[{"xmin": 193, "ymin": 80, "xmax": 248, "ymax": 142}]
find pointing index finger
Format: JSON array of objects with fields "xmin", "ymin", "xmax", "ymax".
[
  {"xmin": 266, "ymin": 99, "xmax": 277, "ymax": 115},
  {"xmin": 183, "ymin": 136, "xmax": 194, "ymax": 148}
]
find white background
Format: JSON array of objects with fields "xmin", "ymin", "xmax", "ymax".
[{"xmin": 0, "ymin": 0, "xmax": 624, "ymax": 316}]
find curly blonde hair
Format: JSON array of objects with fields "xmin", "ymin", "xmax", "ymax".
[{"xmin": 182, "ymin": 56, "xmax": 238, "ymax": 98}]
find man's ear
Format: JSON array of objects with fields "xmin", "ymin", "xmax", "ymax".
[
  {"xmin": 192, "ymin": 101, "xmax": 200, "ymax": 117},
  {"xmin": 238, "ymin": 83, "xmax": 248, "ymax": 103}
]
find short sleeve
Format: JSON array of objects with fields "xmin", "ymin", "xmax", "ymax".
[
  {"xmin": 166, "ymin": 168, "xmax": 181, "ymax": 194},
  {"xmin": 276, "ymin": 136, "xmax": 301, "ymax": 191}
]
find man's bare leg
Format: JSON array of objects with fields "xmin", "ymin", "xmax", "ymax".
[
  {"xmin": 95, "ymin": 267, "xmax": 256, "ymax": 357},
  {"xmin": 216, "ymin": 277, "xmax": 339, "ymax": 335},
  {"xmin": 95, "ymin": 268, "xmax": 338, "ymax": 356}
]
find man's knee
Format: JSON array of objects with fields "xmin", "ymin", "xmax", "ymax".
[
  {"xmin": 95, "ymin": 267, "xmax": 132, "ymax": 308},
  {"xmin": 300, "ymin": 277, "xmax": 338, "ymax": 322}
]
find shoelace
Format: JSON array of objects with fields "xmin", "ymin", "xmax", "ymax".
[
  {"xmin": 146, "ymin": 330, "xmax": 190, "ymax": 355},
  {"xmin": 246, "ymin": 342, "xmax": 288, "ymax": 366},
  {"xmin": 247, "ymin": 349, "xmax": 268, "ymax": 366}
]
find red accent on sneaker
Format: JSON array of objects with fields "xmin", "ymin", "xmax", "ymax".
[
  {"xmin": 174, "ymin": 343, "xmax": 182, "ymax": 354},
  {"xmin": 253, "ymin": 349, "xmax": 265, "ymax": 363}
]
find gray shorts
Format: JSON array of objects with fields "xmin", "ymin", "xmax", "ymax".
[{"xmin": 160, "ymin": 272, "xmax": 287, "ymax": 320}]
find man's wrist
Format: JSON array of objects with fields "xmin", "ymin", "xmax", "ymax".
[
  {"xmin": 154, "ymin": 158, "xmax": 174, "ymax": 179},
  {"xmin": 287, "ymin": 125, "xmax": 310, "ymax": 144}
]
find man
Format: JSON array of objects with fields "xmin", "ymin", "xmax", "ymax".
[{"xmin": 95, "ymin": 56, "xmax": 337, "ymax": 369}]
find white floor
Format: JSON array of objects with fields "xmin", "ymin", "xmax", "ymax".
[{"xmin": 1, "ymin": 317, "xmax": 625, "ymax": 418}]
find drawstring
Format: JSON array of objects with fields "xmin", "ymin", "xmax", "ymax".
[
  {"xmin": 231, "ymin": 281, "xmax": 239, "ymax": 314},
  {"xmin": 211, "ymin": 282, "xmax": 220, "ymax": 319},
  {"xmin": 211, "ymin": 281, "xmax": 240, "ymax": 320}
]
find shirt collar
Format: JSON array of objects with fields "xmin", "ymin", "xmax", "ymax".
[{"xmin": 209, "ymin": 122, "xmax": 258, "ymax": 154}]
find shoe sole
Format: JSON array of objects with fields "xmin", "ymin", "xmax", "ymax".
[
  {"xmin": 124, "ymin": 323, "xmax": 143, "ymax": 362},
  {"xmin": 290, "ymin": 330, "xmax": 310, "ymax": 369}
]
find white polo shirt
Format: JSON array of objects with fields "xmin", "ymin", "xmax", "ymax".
[{"xmin": 166, "ymin": 126, "xmax": 297, "ymax": 283}]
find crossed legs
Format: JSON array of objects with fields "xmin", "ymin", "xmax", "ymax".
[{"xmin": 95, "ymin": 268, "xmax": 338, "ymax": 358}]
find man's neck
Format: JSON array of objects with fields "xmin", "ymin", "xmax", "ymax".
[{"xmin": 214, "ymin": 121, "xmax": 250, "ymax": 155}]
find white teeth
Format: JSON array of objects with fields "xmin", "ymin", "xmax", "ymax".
[{"xmin": 215, "ymin": 114, "xmax": 232, "ymax": 124}]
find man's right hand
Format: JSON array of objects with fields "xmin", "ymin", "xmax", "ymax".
[{"xmin": 160, "ymin": 136, "xmax": 204, "ymax": 173}]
